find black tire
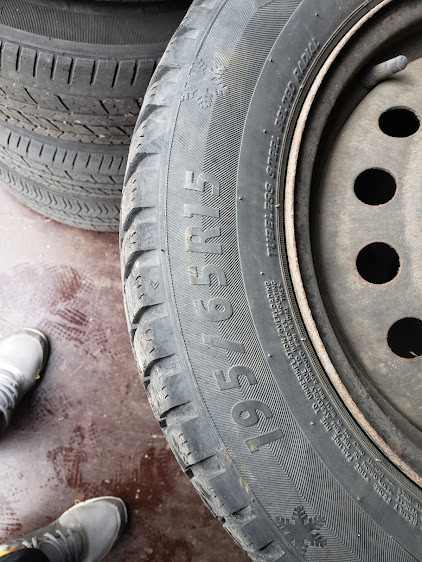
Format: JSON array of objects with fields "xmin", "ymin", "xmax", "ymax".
[
  {"xmin": 0, "ymin": 0, "xmax": 190, "ymax": 231},
  {"xmin": 121, "ymin": 1, "xmax": 422, "ymax": 560}
]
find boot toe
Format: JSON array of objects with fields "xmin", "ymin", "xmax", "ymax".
[
  {"xmin": 59, "ymin": 496, "xmax": 127, "ymax": 562},
  {"xmin": 0, "ymin": 329, "xmax": 49, "ymax": 393}
]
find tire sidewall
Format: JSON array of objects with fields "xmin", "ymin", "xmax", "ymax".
[{"xmin": 138, "ymin": 0, "xmax": 422, "ymax": 558}]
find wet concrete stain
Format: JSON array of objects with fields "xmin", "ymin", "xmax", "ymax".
[
  {"xmin": 138, "ymin": 530, "xmax": 194, "ymax": 561},
  {"xmin": 0, "ymin": 263, "xmax": 105, "ymax": 349},
  {"xmin": 47, "ymin": 426, "xmax": 88, "ymax": 489}
]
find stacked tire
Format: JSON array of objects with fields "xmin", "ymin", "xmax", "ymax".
[{"xmin": 0, "ymin": 0, "xmax": 190, "ymax": 231}]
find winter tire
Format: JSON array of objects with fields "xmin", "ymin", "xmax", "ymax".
[{"xmin": 121, "ymin": 1, "xmax": 422, "ymax": 559}]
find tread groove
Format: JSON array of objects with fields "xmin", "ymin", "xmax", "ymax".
[
  {"xmin": 32, "ymin": 51, "xmax": 38, "ymax": 78},
  {"xmin": 50, "ymin": 54, "xmax": 57, "ymax": 80},
  {"xmin": 67, "ymin": 58, "xmax": 75, "ymax": 85}
]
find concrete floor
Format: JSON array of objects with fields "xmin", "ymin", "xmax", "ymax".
[{"xmin": 0, "ymin": 188, "xmax": 249, "ymax": 562}]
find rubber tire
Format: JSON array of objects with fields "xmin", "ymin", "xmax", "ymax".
[
  {"xmin": 121, "ymin": 1, "xmax": 422, "ymax": 560},
  {"xmin": 0, "ymin": 0, "xmax": 190, "ymax": 231}
]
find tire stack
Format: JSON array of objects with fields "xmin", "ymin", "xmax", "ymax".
[{"xmin": 0, "ymin": 0, "xmax": 190, "ymax": 231}]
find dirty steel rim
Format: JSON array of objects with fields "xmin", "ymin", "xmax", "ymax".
[{"xmin": 284, "ymin": 0, "xmax": 422, "ymax": 486}]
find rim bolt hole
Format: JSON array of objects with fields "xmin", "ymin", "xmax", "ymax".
[
  {"xmin": 356, "ymin": 242, "xmax": 400, "ymax": 284},
  {"xmin": 354, "ymin": 168, "xmax": 396, "ymax": 205},
  {"xmin": 379, "ymin": 107, "xmax": 420, "ymax": 137},
  {"xmin": 388, "ymin": 318, "xmax": 422, "ymax": 359}
]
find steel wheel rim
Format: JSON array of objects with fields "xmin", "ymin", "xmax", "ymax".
[{"xmin": 284, "ymin": 0, "xmax": 422, "ymax": 486}]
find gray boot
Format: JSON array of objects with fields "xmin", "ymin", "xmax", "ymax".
[
  {"xmin": 0, "ymin": 328, "xmax": 48, "ymax": 434},
  {"xmin": 0, "ymin": 496, "xmax": 128, "ymax": 562}
]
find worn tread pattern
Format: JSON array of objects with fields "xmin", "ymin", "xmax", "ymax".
[
  {"xmin": 0, "ymin": 165, "xmax": 120, "ymax": 231},
  {"xmin": 0, "ymin": 43, "xmax": 154, "ymax": 143},
  {"xmin": 0, "ymin": 124, "xmax": 126, "ymax": 198},
  {"xmin": 0, "ymin": 1, "xmax": 189, "ymax": 231},
  {"xmin": 120, "ymin": 2, "xmax": 294, "ymax": 560},
  {"xmin": 0, "ymin": 96, "xmax": 142, "ymax": 145}
]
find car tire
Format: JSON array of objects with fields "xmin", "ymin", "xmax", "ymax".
[
  {"xmin": 0, "ymin": 0, "xmax": 190, "ymax": 230},
  {"xmin": 121, "ymin": 1, "xmax": 422, "ymax": 559}
]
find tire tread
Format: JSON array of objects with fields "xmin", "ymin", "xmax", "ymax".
[{"xmin": 120, "ymin": 2, "xmax": 293, "ymax": 559}]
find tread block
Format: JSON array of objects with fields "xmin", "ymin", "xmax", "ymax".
[
  {"xmin": 0, "ymin": 82, "xmax": 33, "ymax": 105},
  {"xmin": 165, "ymin": 414, "xmax": 220, "ymax": 467},
  {"xmin": 92, "ymin": 59, "xmax": 118, "ymax": 89},
  {"xmin": 121, "ymin": 168, "xmax": 159, "ymax": 233},
  {"xmin": 59, "ymin": 95, "xmax": 105, "ymax": 115},
  {"xmin": 164, "ymin": 28, "xmax": 202, "ymax": 67},
  {"xmin": 194, "ymin": 468, "xmax": 248, "ymax": 517},
  {"xmin": 251, "ymin": 543, "xmax": 287, "ymax": 562},
  {"xmin": 35, "ymin": 52, "xmax": 54, "ymax": 85},
  {"xmin": 0, "ymin": 42, "xmax": 20, "ymax": 75},
  {"xmin": 101, "ymin": 97, "xmax": 142, "ymax": 116},
  {"xmin": 26, "ymin": 137, "xmax": 44, "ymax": 159},
  {"xmin": 132, "ymin": 57, "xmax": 156, "ymax": 91},
  {"xmin": 53, "ymin": 55, "xmax": 74, "ymax": 85},
  {"xmin": 125, "ymin": 123, "xmax": 165, "ymax": 179},
  {"xmin": 19, "ymin": 87, "xmax": 66, "ymax": 111},
  {"xmin": 225, "ymin": 509, "xmax": 275, "ymax": 552},
  {"xmin": 71, "ymin": 57, "xmax": 95, "ymax": 87},
  {"xmin": 125, "ymin": 262, "xmax": 165, "ymax": 325},
  {"xmin": 121, "ymin": 215, "xmax": 158, "ymax": 280},
  {"xmin": 148, "ymin": 368, "xmax": 192, "ymax": 418},
  {"xmin": 114, "ymin": 59, "xmax": 136, "ymax": 88},
  {"xmin": 133, "ymin": 314, "xmax": 177, "ymax": 371},
  {"xmin": 17, "ymin": 46, "xmax": 37, "ymax": 77}
]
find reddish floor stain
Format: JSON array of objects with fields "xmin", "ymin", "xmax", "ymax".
[
  {"xmin": 0, "ymin": 506, "xmax": 23, "ymax": 537},
  {"xmin": 47, "ymin": 426, "xmax": 87, "ymax": 489},
  {"xmin": 139, "ymin": 530, "xmax": 194, "ymax": 561}
]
